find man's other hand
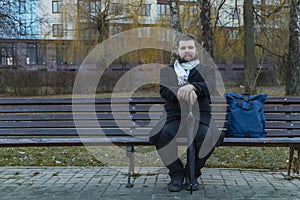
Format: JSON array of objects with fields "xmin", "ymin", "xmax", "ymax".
[{"xmin": 177, "ymin": 84, "xmax": 197, "ymax": 104}]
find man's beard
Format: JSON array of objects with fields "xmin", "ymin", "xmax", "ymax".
[{"xmin": 177, "ymin": 54, "xmax": 196, "ymax": 63}]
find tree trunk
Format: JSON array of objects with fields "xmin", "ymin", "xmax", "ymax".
[
  {"xmin": 168, "ymin": 0, "xmax": 182, "ymax": 65},
  {"xmin": 200, "ymin": 0, "xmax": 213, "ymax": 57},
  {"xmin": 243, "ymin": 0, "xmax": 256, "ymax": 94},
  {"xmin": 286, "ymin": 0, "xmax": 300, "ymax": 95}
]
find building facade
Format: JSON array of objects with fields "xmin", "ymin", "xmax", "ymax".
[{"xmin": 0, "ymin": 0, "xmax": 284, "ymax": 71}]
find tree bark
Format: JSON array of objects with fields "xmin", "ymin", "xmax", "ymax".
[
  {"xmin": 200, "ymin": 0, "xmax": 213, "ymax": 57},
  {"xmin": 243, "ymin": 0, "xmax": 256, "ymax": 94},
  {"xmin": 168, "ymin": 0, "xmax": 182, "ymax": 65},
  {"xmin": 286, "ymin": 0, "xmax": 300, "ymax": 95}
]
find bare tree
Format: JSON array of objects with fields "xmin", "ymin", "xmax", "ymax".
[
  {"xmin": 286, "ymin": 0, "xmax": 300, "ymax": 95},
  {"xmin": 0, "ymin": 1, "xmax": 40, "ymax": 39},
  {"xmin": 212, "ymin": 0, "xmax": 244, "ymax": 63},
  {"xmin": 243, "ymin": 0, "xmax": 256, "ymax": 94},
  {"xmin": 0, "ymin": 1, "xmax": 19, "ymax": 37},
  {"xmin": 0, "ymin": 1, "xmax": 44, "ymax": 67},
  {"xmin": 168, "ymin": 0, "xmax": 181, "ymax": 65},
  {"xmin": 77, "ymin": 0, "xmax": 142, "ymax": 43},
  {"xmin": 251, "ymin": 0, "xmax": 300, "ymax": 95},
  {"xmin": 200, "ymin": 0, "xmax": 214, "ymax": 57}
]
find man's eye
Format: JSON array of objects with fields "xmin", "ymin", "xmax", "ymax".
[{"xmin": 188, "ymin": 46, "xmax": 195, "ymax": 49}]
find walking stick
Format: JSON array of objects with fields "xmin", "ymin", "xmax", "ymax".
[{"xmin": 187, "ymin": 103, "xmax": 195, "ymax": 195}]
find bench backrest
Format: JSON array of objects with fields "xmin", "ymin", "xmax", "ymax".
[{"xmin": 0, "ymin": 97, "xmax": 300, "ymax": 138}]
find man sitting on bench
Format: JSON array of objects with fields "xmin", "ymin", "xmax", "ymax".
[{"xmin": 150, "ymin": 34, "xmax": 217, "ymax": 192}]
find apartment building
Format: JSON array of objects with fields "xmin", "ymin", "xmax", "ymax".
[{"xmin": 0, "ymin": 0, "xmax": 283, "ymax": 71}]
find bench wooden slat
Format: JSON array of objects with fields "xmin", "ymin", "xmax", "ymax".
[
  {"xmin": 0, "ymin": 113, "xmax": 163, "ymax": 121},
  {"xmin": 264, "ymin": 106, "xmax": 300, "ymax": 113},
  {"xmin": 0, "ymin": 137, "xmax": 151, "ymax": 147},
  {"xmin": 0, "ymin": 97, "xmax": 166, "ymax": 105},
  {"xmin": 265, "ymin": 114, "xmax": 300, "ymax": 121},
  {"xmin": 1, "ymin": 137, "xmax": 300, "ymax": 148},
  {"xmin": 0, "ymin": 121, "xmax": 158, "ymax": 128},
  {"xmin": 212, "ymin": 113, "xmax": 300, "ymax": 121},
  {"xmin": 222, "ymin": 137, "xmax": 300, "ymax": 146},
  {"xmin": 263, "ymin": 96, "xmax": 300, "ymax": 104},
  {"xmin": 266, "ymin": 131, "xmax": 300, "ymax": 137},
  {"xmin": 1, "ymin": 127, "xmax": 300, "ymax": 137},
  {"xmin": 215, "ymin": 121, "xmax": 300, "ymax": 130},
  {"xmin": 0, "ymin": 128, "xmax": 153, "ymax": 136},
  {"xmin": 265, "ymin": 122, "xmax": 300, "ymax": 129},
  {"xmin": 0, "ymin": 105, "xmax": 164, "ymax": 113}
]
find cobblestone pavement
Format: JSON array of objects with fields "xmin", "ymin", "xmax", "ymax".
[{"xmin": 0, "ymin": 167, "xmax": 300, "ymax": 200}]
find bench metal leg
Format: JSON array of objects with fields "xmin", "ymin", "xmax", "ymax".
[
  {"xmin": 287, "ymin": 146, "xmax": 295, "ymax": 179},
  {"xmin": 126, "ymin": 146, "xmax": 134, "ymax": 188},
  {"xmin": 293, "ymin": 147, "xmax": 300, "ymax": 174}
]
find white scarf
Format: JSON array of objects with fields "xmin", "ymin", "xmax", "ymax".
[{"xmin": 174, "ymin": 59, "xmax": 200, "ymax": 85}]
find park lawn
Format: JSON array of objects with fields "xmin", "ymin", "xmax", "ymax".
[{"xmin": 0, "ymin": 146, "xmax": 290, "ymax": 171}]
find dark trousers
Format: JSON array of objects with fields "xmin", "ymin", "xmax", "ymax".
[{"xmin": 155, "ymin": 119, "xmax": 214, "ymax": 178}]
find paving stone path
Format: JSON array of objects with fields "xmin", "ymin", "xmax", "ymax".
[{"xmin": 0, "ymin": 167, "xmax": 300, "ymax": 200}]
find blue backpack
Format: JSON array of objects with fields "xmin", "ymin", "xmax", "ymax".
[{"xmin": 225, "ymin": 92, "xmax": 267, "ymax": 138}]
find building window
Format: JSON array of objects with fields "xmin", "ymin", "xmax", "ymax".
[
  {"xmin": 19, "ymin": 0, "xmax": 26, "ymax": 14},
  {"xmin": 157, "ymin": 29, "xmax": 171, "ymax": 42},
  {"xmin": 26, "ymin": 44, "xmax": 37, "ymax": 64},
  {"xmin": 265, "ymin": 0, "xmax": 280, "ymax": 5},
  {"xmin": 138, "ymin": 27, "xmax": 150, "ymax": 38},
  {"xmin": 110, "ymin": 3, "xmax": 124, "ymax": 16},
  {"xmin": 53, "ymin": 24, "xmax": 63, "ymax": 37},
  {"xmin": 90, "ymin": 1, "xmax": 102, "ymax": 17},
  {"xmin": 20, "ymin": 25, "xmax": 26, "ymax": 36},
  {"xmin": 229, "ymin": 29, "xmax": 239, "ymax": 40},
  {"xmin": 229, "ymin": 8, "xmax": 240, "ymax": 21},
  {"xmin": 26, "ymin": 43, "xmax": 46, "ymax": 65},
  {"xmin": 253, "ymin": 0, "xmax": 261, "ymax": 5},
  {"xmin": 78, "ymin": 0, "xmax": 102, "ymax": 17},
  {"xmin": 139, "ymin": 4, "xmax": 151, "ymax": 16},
  {"xmin": 79, "ymin": 23, "xmax": 98, "ymax": 40},
  {"xmin": 180, "ymin": 4, "xmax": 199, "ymax": 16},
  {"xmin": 52, "ymin": 1, "xmax": 62, "ymax": 13},
  {"xmin": 157, "ymin": 4, "xmax": 170, "ymax": 20},
  {"xmin": 110, "ymin": 25, "xmax": 123, "ymax": 36},
  {"xmin": 189, "ymin": 5, "xmax": 199, "ymax": 16},
  {"xmin": 0, "ymin": 43, "xmax": 17, "ymax": 66},
  {"xmin": 56, "ymin": 43, "xmax": 76, "ymax": 65}
]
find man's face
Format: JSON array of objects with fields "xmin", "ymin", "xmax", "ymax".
[{"xmin": 176, "ymin": 40, "xmax": 197, "ymax": 62}]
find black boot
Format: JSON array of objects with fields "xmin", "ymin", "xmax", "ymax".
[
  {"xmin": 185, "ymin": 176, "xmax": 200, "ymax": 191},
  {"xmin": 166, "ymin": 159, "xmax": 185, "ymax": 192},
  {"xmin": 167, "ymin": 173, "xmax": 184, "ymax": 192}
]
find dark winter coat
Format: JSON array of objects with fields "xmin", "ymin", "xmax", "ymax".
[{"xmin": 149, "ymin": 63, "xmax": 216, "ymax": 144}]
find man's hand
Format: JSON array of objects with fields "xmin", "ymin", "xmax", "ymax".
[
  {"xmin": 177, "ymin": 84, "xmax": 197, "ymax": 104},
  {"xmin": 189, "ymin": 90, "xmax": 197, "ymax": 105}
]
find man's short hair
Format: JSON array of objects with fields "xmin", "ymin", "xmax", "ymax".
[{"xmin": 175, "ymin": 34, "xmax": 196, "ymax": 49}]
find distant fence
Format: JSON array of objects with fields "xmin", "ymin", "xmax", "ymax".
[
  {"xmin": 109, "ymin": 63, "xmax": 282, "ymax": 86},
  {"xmin": 217, "ymin": 63, "xmax": 281, "ymax": 85},
  {"xmin": 0, "ymin": 63, "xmax": 283, "ymax": 96},
  {"xmin": 0, "ymin": 69, "xmax": 126, "ymax": 96}
]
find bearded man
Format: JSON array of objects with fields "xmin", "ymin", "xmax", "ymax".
[{"xmin": 150, "ymin": 34, "xmax": 216, "ymax": 192}]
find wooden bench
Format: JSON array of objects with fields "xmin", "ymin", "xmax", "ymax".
[{"xmin": 0, "ymin": 96, "xmax": 300, "ymax": 187}]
